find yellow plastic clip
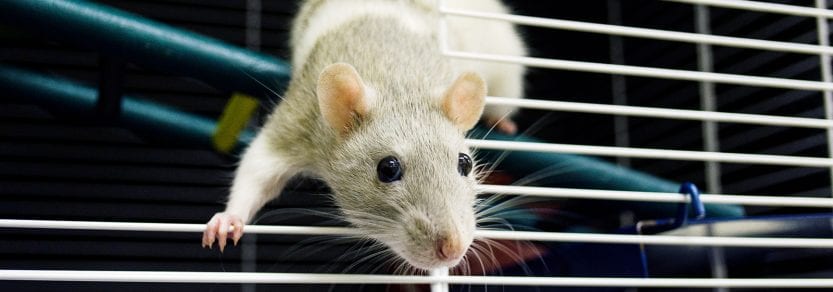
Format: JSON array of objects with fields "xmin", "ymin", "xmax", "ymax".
[{"xmin": 213, "ymin": 93, "xmax": 259, "ymax": 153}]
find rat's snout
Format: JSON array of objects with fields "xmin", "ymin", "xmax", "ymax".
[
  {"xmin": 435, "ymin": 235, "xmax": 466, "ymax": 261},
  {"xmin": 390, "ymin": 207, "xmax": 475, "ymax": 270}
]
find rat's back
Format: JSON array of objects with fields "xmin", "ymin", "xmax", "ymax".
[
  {"xmin": 289, "ymin": 0, "xmax": 527, "ymax": 134},
  {"xmin": 290, "ymin": 0, "xmax": 437, "ymax": 74}
]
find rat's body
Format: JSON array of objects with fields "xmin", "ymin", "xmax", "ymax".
[{"xmin": 203, "ymin": 0, "xmax": 526, "ymax": 270}]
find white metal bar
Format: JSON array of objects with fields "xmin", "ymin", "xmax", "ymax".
[
  {"xmin": 664, "ymin": 0, "xmax": 833, "ymax": 19},
  {"xmin": 476, "ymin": 229, "xmax": 833, "ymax": 248},
  {"xmin": 430, "ymin": 268, "xmax": 449, "ymax": 292},
  {"xmin": 433, "ymin": 5, "xmax": 451, "ymax": 292},
  {"xmin": 695, "ymin": 4, "xmax": 723, "ymax": 195},
  {"xmin": 0, "ymin": 219, "xmax": 360, "ymax": 236},
  {"xmin": 2, "ymin": 219, "xmax": 833, "ymax": 248},
  {"xmin": 479, "ymin": 184, "xmax": 833, "ymax": 207},
  {"xmin": 440, "ymin": 6, "xmax": 833, "ymax": 56},
  {"xmin": 437, "ymin": 0, "xmax": 449, "ymax": 53},
  {"xmin": 3, "ymin": 270, "xmax": 833, "ymax": 287},
  {"xmin": 445, "ymin": 50, "xmax": 833, "ymax": 91},
  {"xmin": 816, "ymin": 0, "xmax": 833, "ymax": 205},
  {"xmin": 485, "ymin": 96, "xmax": 833, "ymax": 129},
  {"xmin": 466, "ymin": 139, "xmax": 833, "ymax": 168}
]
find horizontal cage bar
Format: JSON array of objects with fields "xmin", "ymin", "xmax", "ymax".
[
  {"xmin": 478, "ymin": 185, "xmax": 833, "ymax": 208},
  {"xmin": 664, "ymin": 0, "xmax": 833, "ymax": 18},
  {"xmin": 2, "ymin": 270, "xmax": 833, "ymax": 287},
  {"xmin": 444, "ymin": 50, "xmax": 833, "ymax": 91},
  {"xmin": 440, "ymin": 7, "xmax": 833, "ymax": 55},
  {"xmin": 465, "ymin": 140, "xmax": 833, "ymax": 167},
  {"xmin": 1, "ymin": 219, "xmax": 832, "ymax": 248},
  {"xmin": 485, "ymin": 96, "xmax": 833, "ymax": 129}
]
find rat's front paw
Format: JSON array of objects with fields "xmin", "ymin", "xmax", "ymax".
[{"xmin": 202, "ymin": 212, "xmax": 244, "ymax": 252}]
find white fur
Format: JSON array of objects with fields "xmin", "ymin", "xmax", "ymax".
[
  {"xmin": 225, "ymin": 135, "xmax": 300, "ymax": 222},
  {"xmin": 442, "ymin": 0, "xmax": 527, "ymax": 119},
  {"xmin": 291, "ymin": 0, "xmax": 433, "ymax": 72},
  {"xmin": 294, "ymin": 0, "xmax": 527, "ymax": 121}
]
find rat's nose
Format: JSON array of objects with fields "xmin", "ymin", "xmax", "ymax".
[{"xmin": 435, "ymin": 236, "xmax": 466, "ymax": 261}]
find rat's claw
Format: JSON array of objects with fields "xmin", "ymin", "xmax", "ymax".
[
  {"xmin": 218, "ymin": 217, "xmax": 231, "ymax": 252},
  {"xmin": 202, "ymin": 212, "xmax": 244, "ymax": 252},
  {"xmin": 202, "ymin": 216, "xmax": 219, "ymax": 249},
  {"xmin": 232, "ymin": 222, "xmax": 244, "ymax": 246}
]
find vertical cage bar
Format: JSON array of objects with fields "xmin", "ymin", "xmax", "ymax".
[
  {"xmin": 608, "ymin": 0, "xmax": 631, "ymax": 167},
  {"xmin": 242, "ymin": 2, "xmax": 262, "ymax": 292},
  {"xmin": 433, "ymin": 3, "xmax": 451, "ymax": 292},
  {"xmin": 695, "ymin": 5, "xmax": 722, "ymax": 195},
  {"xmin": 695, "ymin": 4, "xmax": 728, "ymax": 290},
  {"xmin": 815, "ymin": 0, "xmax": 833, "ymax": 202},
  {"xmin": 245, "ymin": 0, "xmax": 262, "ymax": 50},
  {"xmin": 437, "ymin": 0, "xmax": 450, "ymax": 54},
  {"xmin": 96, "ymin": 55, "xmax": 125, "ymax": 121},
  {"xmin": 431, "ymin": 268, "xmax": 450, "ymax": 292}
]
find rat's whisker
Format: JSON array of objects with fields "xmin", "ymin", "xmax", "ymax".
[
  {"xmin": 473, "ymin": 194, "xmax": 515, "ymax": 217},
  {"xmin": 264, "ymin": 235, "xmax": 356, "ymax": 273},
  {"xmin": 481, "ymin": 238, "xmax": 535, "ymax": 276},
  {"xmin": 254, "ymin": 207, "xmax": 348, "ymax": 226},
  {"xmin": 333, "ymin": 238, "xmax": 392, "ymax": 274},
  {"xmin": 236, "ymin": 67, "xmax": 286, "ymax": 103},
  {"xmin": 468, "ymin": 242, "xmax": 489, "ymax": 276},
  {"xmin": 475, "ymin": 195, "xmax": 534, "ymax": 220},
  {"xmin": 313, "ymin": 238, "xmax": 373, "ymax": 274},
  {"xmin": 471, "ymin": 113, "xmax": 557, "ymax": 182},
  {"xmin": 343, "ymin": 246, "xmax": 391, "ymax": 274},
  {"xmin": 474, "ymin": 244, "xmax": 502, "ymax": 280},
  {"xmin": 512, "ymin": 162, "xmax": 585, "ymax": 187}
]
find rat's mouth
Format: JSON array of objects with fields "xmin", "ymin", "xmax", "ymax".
[
  {"xmin": 386, "ymin": 239, "xmax": 470, "ymax": 271},
  {"xmin": 399, "ymin": 252, "xmax": 466, "ymax": 271},
  {"xmin": 347, "ymin": 206, "xmax": 476, "ymax": 271}
]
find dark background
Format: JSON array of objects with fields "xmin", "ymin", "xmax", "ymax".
[{"xmin": 1, "ymin": 0, "xmax": 832, "ymax": 291}]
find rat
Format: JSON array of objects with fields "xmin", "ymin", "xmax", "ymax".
[{"xmin": 202, "ymin": 0, "xmax": 526, "ymax": 270}]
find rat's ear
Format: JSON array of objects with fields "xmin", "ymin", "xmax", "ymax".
[
  {"xmin": 317, "ymin": 63, "xmax": 371, "ymax": 137},
  {"xmin": 441, "ymin": 72, "xmax": 486, "ymax": 131}
]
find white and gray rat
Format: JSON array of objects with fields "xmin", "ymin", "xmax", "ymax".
[{"xmin": 202, "ymin": 0, "xmax": 526, "ymax": 270}]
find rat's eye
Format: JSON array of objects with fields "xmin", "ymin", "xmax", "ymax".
[
  {"xmin": 458, "ymin": 153, "xmax": 472, "ymax": 176},
  {"xmin": 377, "ymin": 156, "xmax": 402, "ymax": 183}
]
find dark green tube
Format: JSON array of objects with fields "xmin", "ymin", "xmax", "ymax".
[
  {"xmin": 470, "ymin": 127, "xmax": 745, "ymax": 219},
  {"xmin": 0, "ymin": 0, "xmax": 291, "ymax": 99},
  {"xmin": 0, "ymin": 66, "xmax": 253, "ymax": 150}
]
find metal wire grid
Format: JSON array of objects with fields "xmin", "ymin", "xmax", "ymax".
[{"xmin": 3, "ymin": 0, "xmax": 833, "ymax": 290}]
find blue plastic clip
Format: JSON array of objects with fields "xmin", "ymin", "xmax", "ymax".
[
  {"xmin": 671, "ymin": 182, "xmax": 706, "ymax": 229},
  {"xmin": 634, "ymin": 182, "xmax": 706, "ymax": 277},
  {"xmin": 638, "ymin": 182, "xmax": 707, "ymax": 233}
]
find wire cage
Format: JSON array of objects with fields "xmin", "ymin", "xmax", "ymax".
[{"xmin": 1, "ymin": 0, "xmax": 833, "ymax": 291}]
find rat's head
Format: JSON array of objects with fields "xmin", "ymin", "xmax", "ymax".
[{"xmin": 315, "ymin": 63, "xmax": 486, "ymax": 270}]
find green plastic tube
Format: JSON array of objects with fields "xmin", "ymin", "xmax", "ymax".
[
  {"xmin": 0, "ymin": 66, "xmax": 254, "ymax": 151},
  {"xmin": 0, "ymin": 0, "xmax": 291, "ymax": 99}
]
